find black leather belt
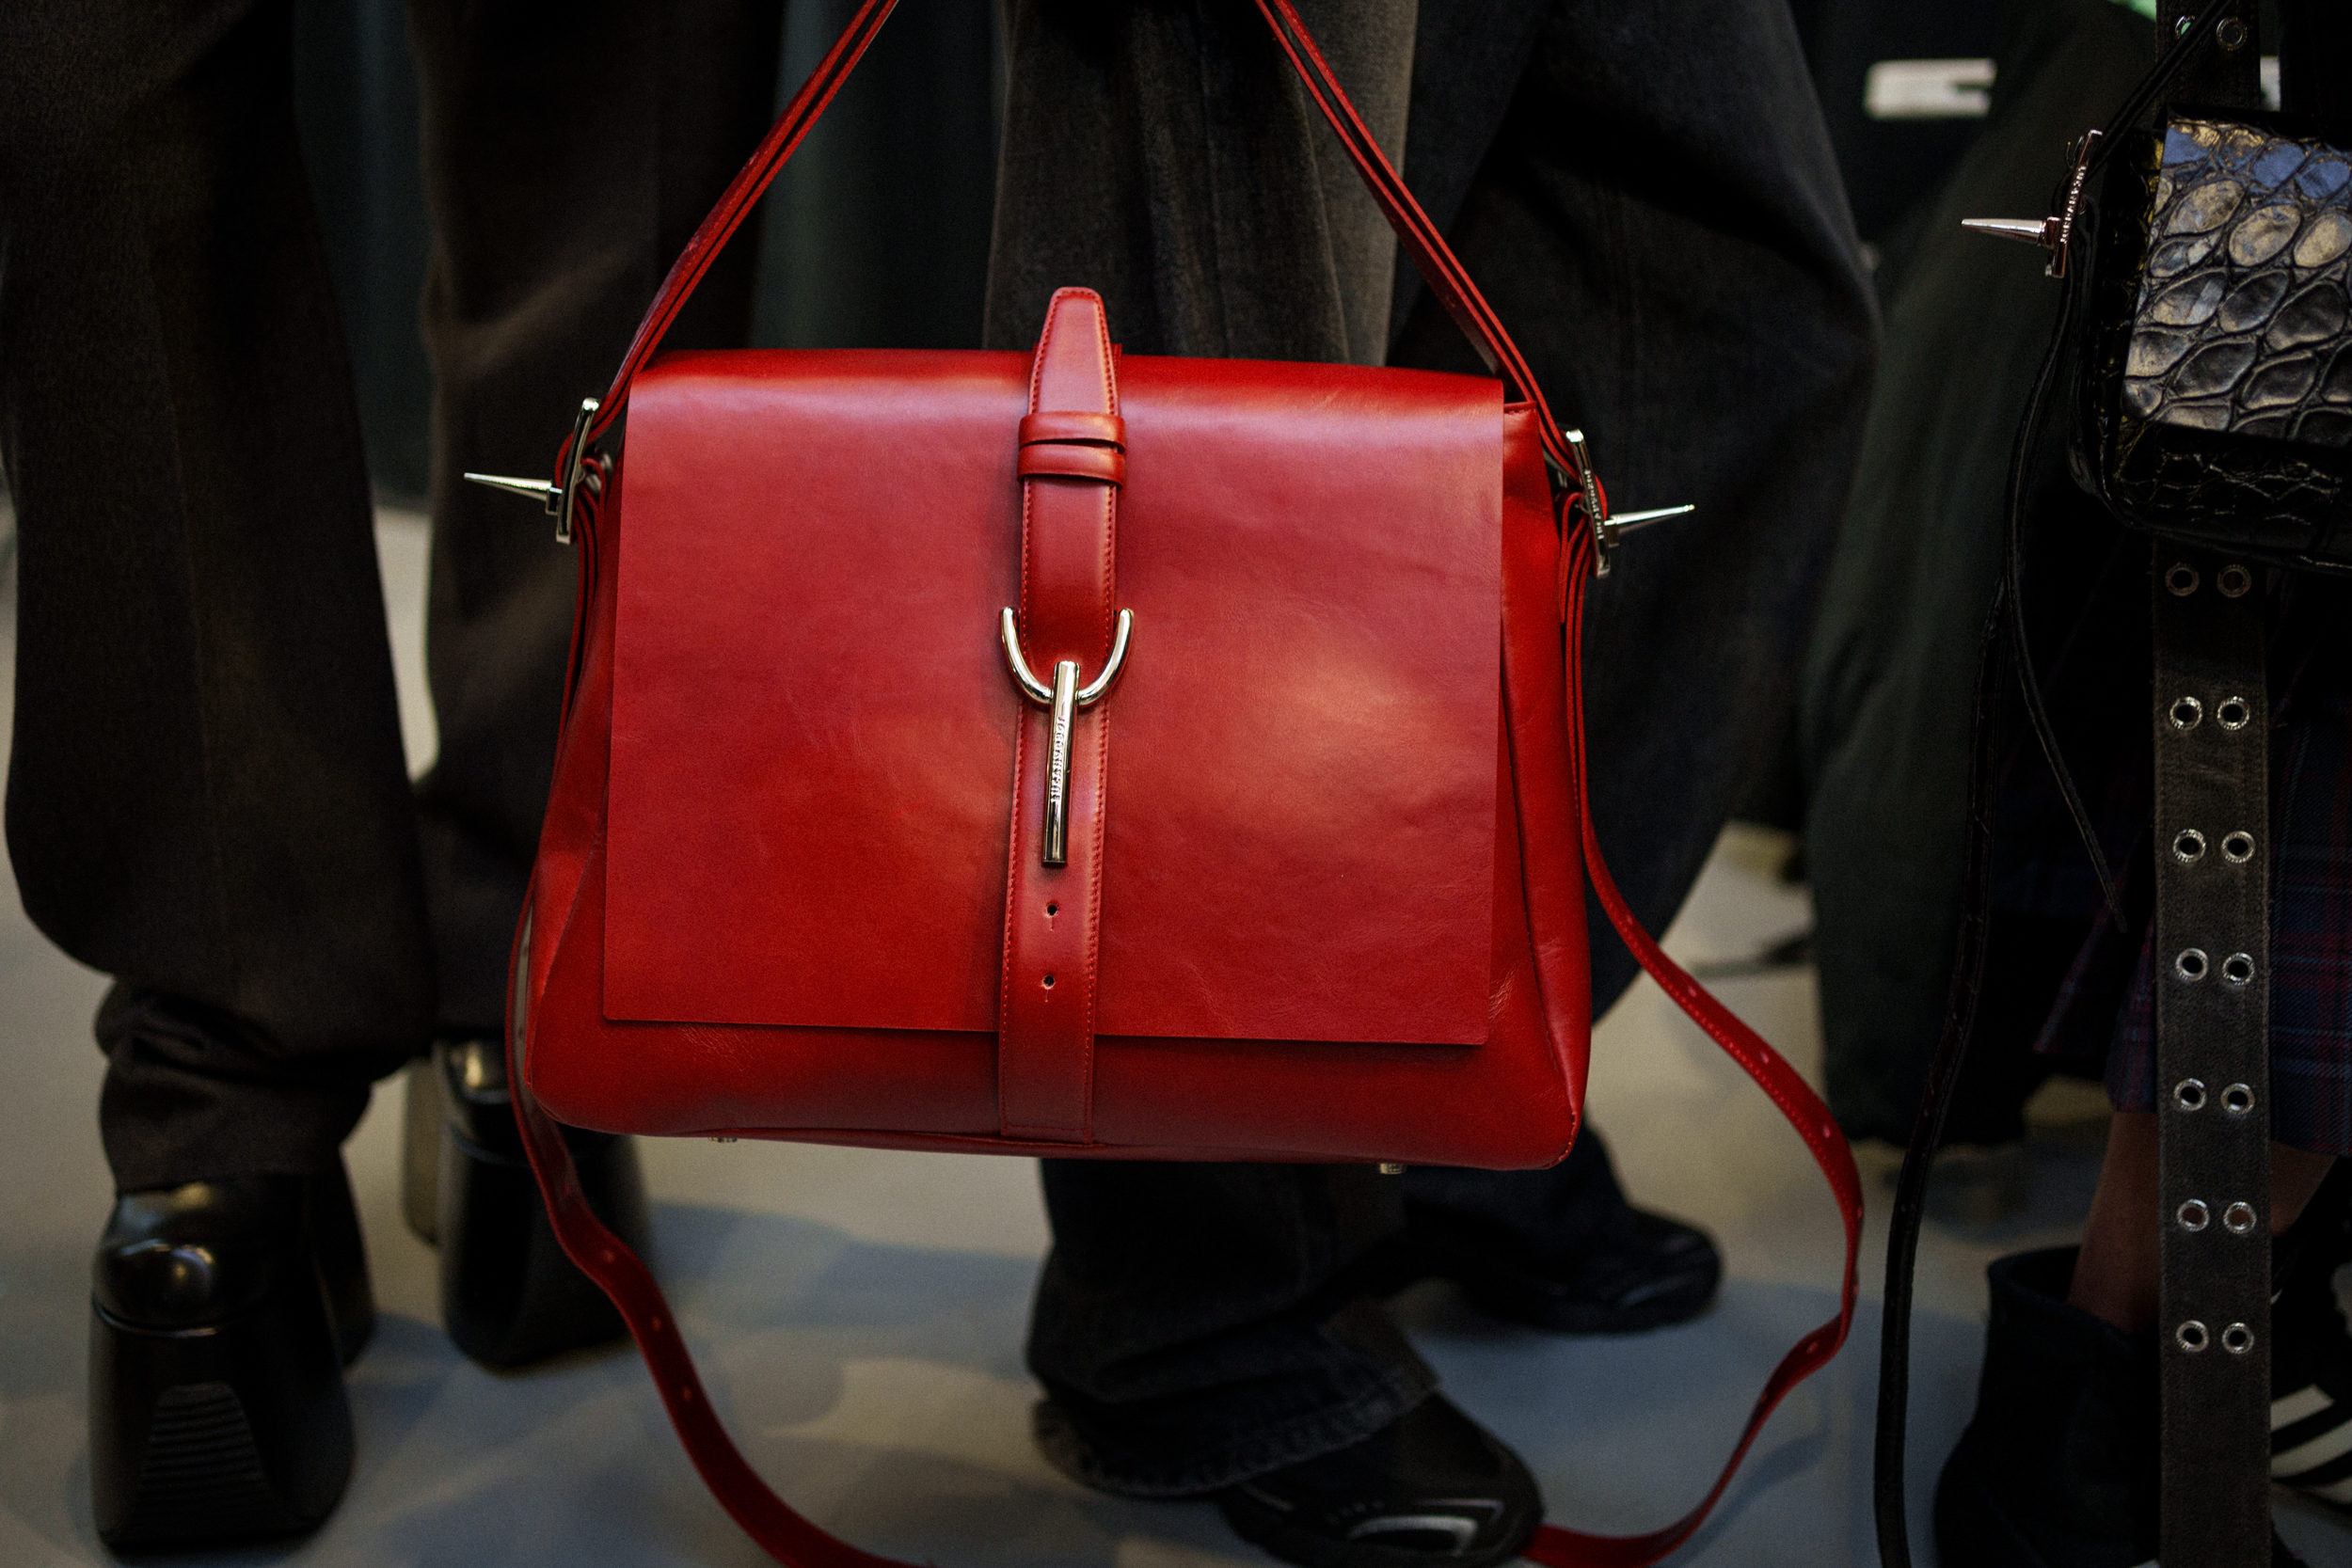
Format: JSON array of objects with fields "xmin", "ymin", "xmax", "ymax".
[
  {"xmin": 2152, "ymin": 543, "xmax": 2273, "ymax": 1565},
  {"xmin": 2149, "ymin": 9, "xmax": 2273, "ymax": 1560}
]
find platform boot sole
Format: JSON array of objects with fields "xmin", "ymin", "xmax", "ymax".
[
  {"xmin": 89, "ymin": 1281, "xmax": 352, "ymax": 1548},
  {"xmin": 437, "ymin": 1118, "xmax": 643, "ymax": 1368}
]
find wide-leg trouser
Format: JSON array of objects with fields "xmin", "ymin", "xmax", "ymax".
[
  {"xmin": 0, "ymin": 0, "xmax": 782, "ymax": 1190},
  {"xmin": 995, "ymin": 0, "xmax": 1876, "ymax": 1494}
]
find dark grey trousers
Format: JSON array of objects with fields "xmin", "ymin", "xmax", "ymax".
[
  {"xmin": 992, "ymin": 0, "xmax": 1875, "ymax": 1494},
  {"xmin": 0, "ymin": 0, "xmax": 782, "ymax": 1189}
]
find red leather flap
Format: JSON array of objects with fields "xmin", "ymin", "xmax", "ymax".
[{"xmin": 605, "ymin": 348, "xmax": 1501, "ymax": 1044}]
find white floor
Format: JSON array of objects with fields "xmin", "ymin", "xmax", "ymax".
[{"xmin": 0, "ymin": 507, "xmax": 2344, "ymax": 1565}]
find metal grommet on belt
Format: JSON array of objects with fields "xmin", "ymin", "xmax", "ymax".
[
  {"xmin": 2222, "ymin": 1322, "xmax": 2255, "ymax": 1354},
  {"xmin": 2222, "ymin": 1083, "xmax": 2255, "ymax": 1116},
  {"xmin": 2222, "ymin": 831, "xmax": 2256, "ymax": 863},
  {"xmin": 2221, "ymin": 952, "xmax": 2255, "ymax": 987},
  {"xmin": 2172, "ymin": 828, "xmax": 2207, "ymax": 863},
  {"xmin": 2166, "ymin": 562, "xmax": 2200, "ymax": 595},
  {"xmin": 2177, "ymin": 1198, "xmax": 2210, "ymax": 1231},
  {"xmin": 2178, "ymin": 1320, "xmax": 2210, "ymax": 1353},
  {"xmin": 2217, "ymin": 562, "xmax": 2253, "ymax": 597},
  {"xmin": 2223, "ymin": 1201, "xmax": 2257, "ymax": 1235},
  {"xmin": 2170, "ymin": 695, "xmax": 2204, "ymax": 731},
  {"xmin": 2217, "ymin": 696, "xmax": 2251, "ymax": 730},
  {"xmin": 2175, "ymin": 1078, "xmax": 2207, "ymax": 1111},
  {"xmin": 2175, "ymin": 947, "xmax": 2209, "ymax": 982}
]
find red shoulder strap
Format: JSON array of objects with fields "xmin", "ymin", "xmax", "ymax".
[
  {"xmin": 512, "ymin": 6, "xmax": 1863, "ymax": 1564},
  {"xmin": 559, "ymin": 0, "xmax": 1581, "ymax": 486}
]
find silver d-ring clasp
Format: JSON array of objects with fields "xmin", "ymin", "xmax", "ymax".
[{"xmin": 1000, "ymin": 608, "xmax": 1134, "ymax": 866}]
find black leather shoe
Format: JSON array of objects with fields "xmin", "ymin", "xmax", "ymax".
[
  {"xmin": 1399, "ymin": 1133, "xmax": 1720, "ymax": 1335},
  {"xmin": 425, "ymin": 1037, "xmax": 648, "ymax": 1368},
  {"xmin": 1216, "ymin": 1396, "xmax": 1542, "ymax": 1568},
  {"xmin": 88, "ymin": 1164, "xmax": 371, "ymax": 1549}
]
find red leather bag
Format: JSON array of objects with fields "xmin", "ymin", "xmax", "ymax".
[{"xmin": 507, "ymin": 3, "xmax": 1862, "ymax": 1564}]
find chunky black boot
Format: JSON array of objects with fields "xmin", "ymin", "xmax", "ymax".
[
  {"xmin": 88, "ymin": 1164, "xmax": 372, "ymax": 1548},
  {"xmin": 1216, "ymin": 1395, "xmax": 1543, "ymax": 1568},
  {"xmin": 429, "ymin": 1037, "xmax": 648, "ymax": 1368},
  {"xmin": 1935, "ymin": 1246, "xmax": 2158, "ymax": 1568}
]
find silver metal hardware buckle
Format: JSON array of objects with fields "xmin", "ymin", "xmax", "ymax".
[
  {"xmin": 1962, "ymin": 129, "xmax": 2103, "ymax": 277},
  {"xmin": 462, "ymin": 396, "xmax": 603, "ymax": 544},
  {"xmin": 1000, "ymin": 608, "xmax": 1135, "ymax": 866},
  {"xmin": 1554, "ymin": 428, "xmax": 1694, "ymax": 578}
]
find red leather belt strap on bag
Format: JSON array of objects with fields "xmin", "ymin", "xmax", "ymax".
[
  {"xmin": 511, "ymin": 1, "xmax": 1865, "ymax": 1564},
  {"xmin": 998, "ymin": 288, "xmax": 1124, "ymax": 1141}
]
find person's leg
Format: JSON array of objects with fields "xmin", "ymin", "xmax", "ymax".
[
  {"xmin": 0, "ymin": 0, "xmax": 433, "ymax": 1190},
  {"xmin": 1398, "ymin": 1131, "xmax": 1722, "ymax": 1334},
  {"xmin": 2069, "ymin": 1112, "xmax": 2337, "ymax": 1335},
  {"xmin": 1028, "ymin": 1161, "xmax": 1432, "ymax": 1496},
  {"xmin": 0, "ymin": 0, "xmax": 432, "ymax": 1543},
  {"xmin": 994, "ymin": 0, "xmax": 1420, "ymax": 1436},
  {"xmin": 400, "ymin": 0, "xmax": 786, "ymax": 1366},
  {"xmin": 406, "ymin": 0, "xmax": 785, "ymax": 1036},
  {"xmin": 991, "ymin": 8, "xmax": 1549, "ymax": 1562}
]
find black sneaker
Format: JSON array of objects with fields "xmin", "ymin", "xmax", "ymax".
[
  {"xmin": 1399, "ymin": 1132, "xmax": 1720, "ymax": 1335},
  {"xmin": 1216, "ymin": 1396, "xmax": 1542, "ymax": 1568}
]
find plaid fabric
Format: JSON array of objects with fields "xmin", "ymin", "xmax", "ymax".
[{"xmin": 2105, "ymin": 689, "xmax": 2352, "ymax": 1152}]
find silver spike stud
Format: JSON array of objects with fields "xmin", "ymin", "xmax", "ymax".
[
  {"xmin": 1962, "ymin": 128, "xmax": 2103, "ymax": 277},
  {"xmin": 1594, "ymin": 502, "xmax": 1696, "ymax": 572},
  {"xmin": 1961, "ymin": 217, "xmax": 2059, "ymax": 250},
  {"xmin": 1606, "ymin": 503, "xmax": 1698, "ymax": 535},
  {"xmin": 460, "ymin": 396, "xmax": 605, "ymax": 544},
  {"xmin": 463, "ymin": 472, "xmax": 561, "ymax": 505}
]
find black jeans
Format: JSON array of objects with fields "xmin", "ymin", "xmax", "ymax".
[
  {"xmin": 1028, "ymin": 1134, "xmax": 1652, "ymax": 1495},
  {"xmin": 995, "ymin": 0, "xmax": 1872, "ymax": 1495}
]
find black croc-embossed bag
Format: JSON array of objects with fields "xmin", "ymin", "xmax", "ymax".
[
  {"xmin": 2049, "ymin": 2, "xmax": 2352, "ymax": 569},
  {"xmin": 2075, "ymin": 114, "xmax": 2352, "ymax": 567}
]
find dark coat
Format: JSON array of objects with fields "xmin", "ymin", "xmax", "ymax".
[{"xmin": 1800, "ymin": 0, "xmax": 2153, "ymax": 1142}]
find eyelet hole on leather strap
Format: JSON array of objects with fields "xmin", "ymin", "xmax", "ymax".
[
  {"xmin": 2217, "ymin": 562, "xmax": 2253, "ymax": 597},
  {"xmin": 2217, "ymin": 697, "xmax": 2250, "ymax": 730},
  {"xmin": 2173, "ymin": 829, "xmax": 2207, "ymax": 863},
  {"xmin": 2175, "ymin": 948, "xmax": 2209, "ymax": 982},
  {"xmin": 2178, "ymin": 1320, "xmax": 2210, "ymax": 1353},
  {"xmin": 2176, "ymin": 1078, "xmax": 2207, "ymax": 1111},
  {"xmin": 2223, "ymin": 1201, "xmax": 2258, "ymax": 1235},
  {"xmin": 2222, "ymin": 952, "xmax": 2255, "ymax": 987},
  {"xmin": 2223, "ymin": 1084, "xmax": 2255, "ymax": 1116},
  {"xmin": 2223, "ymin": 831, "xmax": 2256, "ymax": 863},
  {"xmin": 2222, "ymin": 1322, "xmax": 2255, "ymax": 1354},
  {"xmin": 1041, "ymin": 974, "xmax": 1056, "ymax": 989},
  {"xmin": 2177, "ymin": 1199, "xmax": 2210, "ymax": 1231},
  {"xmin": 2166, "ymin": 563, "xmax": 2200, "ymax": 595},
  {"xmin": 2170, "ymin": 695, "xmax": 2203, "ymax": 731},
  {"xmin": 1044, "ymin": 902, "xmax": 1058, "ymax": 917}
]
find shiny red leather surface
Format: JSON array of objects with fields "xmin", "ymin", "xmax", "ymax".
[
  {"xmin": 534, "ymin": 354, "xmax": 1587, "ymax": 1166},
  {"xmin": 604, "ymin": 349, "xmax": 1508, "ymax": 1047}
]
